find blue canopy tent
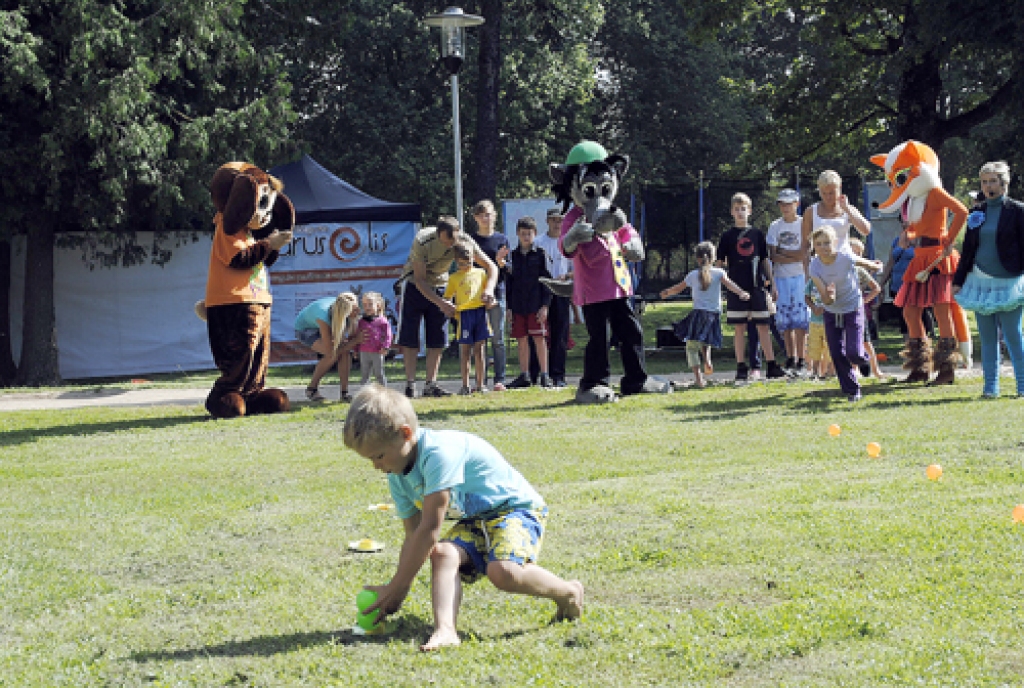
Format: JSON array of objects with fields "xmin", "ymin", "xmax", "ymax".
[{"xmin": 269, "ymin": 154, "xmax": 420, "ymax": 223}]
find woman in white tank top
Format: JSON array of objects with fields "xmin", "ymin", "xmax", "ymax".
[{"xmin": 802, "ymin": 170, "xmax": 871, "ymax": 256}]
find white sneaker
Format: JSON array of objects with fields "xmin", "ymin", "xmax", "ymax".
[{"xmin": 305, "ymin": 387, "xmax": 326, "ymax": 402}]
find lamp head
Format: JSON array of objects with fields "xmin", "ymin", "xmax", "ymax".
[{"xmin": 423, "ymin": 7, "xmax": 484, "ymax": 76}]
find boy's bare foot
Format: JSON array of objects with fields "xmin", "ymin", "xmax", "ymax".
[
  {"xmin": 420, "ymin": 627, "xmax": 460, "ymax": 652},
  {"xmin": 555, "ymin": 580, "xmax": 584, "ymax": 621}
]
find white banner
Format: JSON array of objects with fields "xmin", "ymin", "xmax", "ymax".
[
  {"xmin": 268, "ymin": 220, "xmax": 417, "ymax": 363},
  {"xmin": 9, "ymin": 233, "xmax": 215, "ymax": 380}
]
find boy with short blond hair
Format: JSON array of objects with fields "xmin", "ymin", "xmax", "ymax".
[
  {"xmin": 345, "ymin": 384, "xmax": 583, "ymax": 652},
  {"xmin": 444, "ymin": 238, "xmax": 491, "ymax": 393}
]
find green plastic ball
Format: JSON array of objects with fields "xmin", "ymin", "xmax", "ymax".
[{"xmin": 356, "ymin": 590, "xmax": 379, "ymax": 630}]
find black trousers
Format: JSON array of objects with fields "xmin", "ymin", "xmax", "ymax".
[
  {"xmin": 528, "ymin": 294, "xmax": 571, "ymax": 382},
  {"xmin": 581, "ymin": 298, "xmax": 647, "ymax": 393}
]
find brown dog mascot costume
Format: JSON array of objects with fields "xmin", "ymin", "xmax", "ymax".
[{"xmin": 204, "ymin": 162, "xmax": 295, "ymax": 418}]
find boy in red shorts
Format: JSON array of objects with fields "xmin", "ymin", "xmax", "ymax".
[{"xmin": 505, "ymin": 217, "xmax": 553, "ymax": 388}]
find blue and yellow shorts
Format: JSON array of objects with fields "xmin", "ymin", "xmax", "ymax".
[{"xmin": 444, "ymin": 506, "xmax": 547, "ymax": 583}]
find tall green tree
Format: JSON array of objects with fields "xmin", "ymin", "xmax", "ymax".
[
  {"xmin": 250, "ymin": 0, "xmax": 602, "ymax": 223},
  {"xmin": 687, "ymin": 0, "xmax": 1024, "ymax": 173},
  {"xmin": 593, "ymin": 0, "xmax": 756, "ymax": 186},
  {"xmin": 0, "ymin": 0, "xmax": 292, "ymax": 385}
]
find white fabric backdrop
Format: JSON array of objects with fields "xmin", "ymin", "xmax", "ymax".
[
  {"xmin": 7, "ymin": 222, "xmax": 418, "ymax": 380},
  {"xmin": 9, "ymin": 233, "xmax": 215, "ymax": 379}
]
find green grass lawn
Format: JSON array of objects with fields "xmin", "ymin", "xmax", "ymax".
[{"xmin": 2, "ymin": 374, "xmax": 1023, "ymax": 686}]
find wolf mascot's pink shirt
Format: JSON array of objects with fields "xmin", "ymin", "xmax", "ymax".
[{"xmin": 558, "ymin": 206, "xmax": 638, "ymax": 306}]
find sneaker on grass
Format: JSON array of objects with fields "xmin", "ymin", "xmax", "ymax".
[
  {"xmin": 423, "ymin": 381, "xmax": 452, "ymax": 397},
  {"xmin": 506, "ymin": 373, "xmax": 532, "ymax": 389},
  {"xmin": 734, "ymin": 362, "xmax": 749, "ymax": 384}
]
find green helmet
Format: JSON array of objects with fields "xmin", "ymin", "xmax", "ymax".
[{"xmin": 565, "ymin": 141, "xmax": 608, "ymax": 166}]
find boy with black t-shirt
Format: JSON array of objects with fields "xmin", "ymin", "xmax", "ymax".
[{"xmin": 716, "ymin": 193, "xmax": 786, "ymax": 383}]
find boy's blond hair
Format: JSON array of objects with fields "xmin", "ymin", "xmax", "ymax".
[
  {"xmin": 452, "ymin": 237, "xmax": 474, "ymax": 262},
  {"xmin": 848, "ymin": 238, "xmax": 864, "ymax": 256},
  {"xmin": 731, "ymin": 192, "xmax": 752, "ymax": 208},
  {"xmin": 810, "ymin": 225, "xmax": 837, "ymax": 245},
  {"xmin": 343, "ymin": 384, "xmax": 418, "ymax": 452}
]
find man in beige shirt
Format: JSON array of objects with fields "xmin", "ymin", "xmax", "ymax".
[{"xmin": 397, "ymin": 216, "xmax": 498, "ymax": 397}]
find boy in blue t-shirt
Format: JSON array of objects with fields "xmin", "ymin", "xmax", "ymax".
[{"xmin": 343, "ymin": 384, "xmax": 583, "ymax": 651}]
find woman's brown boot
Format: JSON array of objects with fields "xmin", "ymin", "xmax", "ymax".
[
  {"xmin": 929, "ymin": 337, "xmax": 961, "ymax": 386},
  {"xmin": 901, "ymin": 338, "xmax": 932, "ymax": 384}
]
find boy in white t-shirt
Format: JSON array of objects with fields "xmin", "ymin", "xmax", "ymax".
[{"xmin": 766, "ymin": 188, "xmax": 810, "ymax": 375}]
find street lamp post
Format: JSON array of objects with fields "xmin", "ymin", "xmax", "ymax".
[{"xmin": 422, "ymin": 7, "xmax": 484, "ymax": 230}]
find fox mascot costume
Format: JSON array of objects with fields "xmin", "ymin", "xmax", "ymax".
[{"xmin": 871, "ymin": 141, "xmax": 972, "ymax": 384}]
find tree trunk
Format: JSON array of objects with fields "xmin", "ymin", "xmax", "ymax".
[
  {"xmin": 895, "ymin": 49, "xmax": 943, "ymax": 147},
  {"xmin": 0, "ymin": 237, "xmax": 17, "ymax": 386},
  {"xmin": 471, "ymin": 0, "xmax": 501, "ymax": 207},
  {"xmin": 894, "ymin": 5, "xmax": 943, "ymax": 148},
  {"xmin": 15, "ymin": 218, "xmax": 61, "ymax": 386}
]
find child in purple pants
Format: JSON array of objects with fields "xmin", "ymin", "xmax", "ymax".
[{"xmin": 808, "ymin": 226, "xmax": 884, "ymax": 402}]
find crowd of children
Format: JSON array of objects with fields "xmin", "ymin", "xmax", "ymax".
[
  {"xmin": 294, "ymin": 181, "xmax": 913, "ymax": 404},
  {"xmin": 656, "ymin": 184, "xmax": 891, "ymax": 400}
]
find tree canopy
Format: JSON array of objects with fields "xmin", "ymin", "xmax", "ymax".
[
  {"xmin": 0, "ymin": 0, "xmax": 293, "ymax": 384},
  {"xmin": 686, "ymin": 0, "xmax": 1024, "ymax": 180}
]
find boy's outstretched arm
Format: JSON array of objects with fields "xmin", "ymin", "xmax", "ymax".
[{"xmin": 365, "ymin": 490, "xmax": 450, "ymax": 620}]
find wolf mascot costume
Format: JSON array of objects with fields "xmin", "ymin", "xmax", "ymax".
[
  {"xmin": 549, "ymin": 141, "xmax": 671, "ymax": 403},
  {"xmin": 871, "ymin": 140, "xmax": 971, "ymax": 385},
  {"xmin": 203, "ymin": 162, "xmax": 295, "ymax": 418}
]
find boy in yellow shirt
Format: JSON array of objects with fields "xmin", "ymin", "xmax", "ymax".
[{"xmin": 444, "ymin": 239, "xmax": 492, "ymax": 393}]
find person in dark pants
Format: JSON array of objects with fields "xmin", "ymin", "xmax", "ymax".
[{"xmin": 529, "ymin": 208, "xmax": 573, "ymax": 387}]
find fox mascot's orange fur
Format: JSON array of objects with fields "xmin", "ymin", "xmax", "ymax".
[{"xmin": 871, "ymin": 140, "xmax": 971, "ymax": 384}]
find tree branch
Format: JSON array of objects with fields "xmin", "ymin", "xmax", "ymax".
[
  {"xmin": 776, "ymin": 108, "xmax": 888, "ymax": 165},
  {"xmin": 937, "ymin": 76, "xmax": 1020, "ymax": 141}
]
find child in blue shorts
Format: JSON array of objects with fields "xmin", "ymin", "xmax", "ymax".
[
  {"xmin": 444, "ymin": 239, "xmax": 493, "ymax": 394},
  {"xmin": 345, "ymin": 384, "xmax": 584, "ymax": 651}
]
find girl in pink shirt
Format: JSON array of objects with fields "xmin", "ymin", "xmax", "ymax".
[{"xmin": 358, "ymin": 292, "xmax": 393, "ymax": 386}]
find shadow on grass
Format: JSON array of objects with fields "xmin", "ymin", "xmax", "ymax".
[
  {"xmin": 417, "ymin": 398, "xmax": 577, "ymax": 422},
  {"xmin": 665, "ymin": 392, "xmax": 790, "ymax": 422},
  {"xmin": 664, "ymin": 379, "xmax": 953, "ymax": 421},
  {"xmin": 131, "ymin": 617, "xmax": 435, "ymax": 662},
  {"xmin": 0, "ymin": 414, "xmax": 212, "ymax": 448}
]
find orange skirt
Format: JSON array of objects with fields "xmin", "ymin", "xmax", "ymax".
[{"xmin": 895, "ymin": 246, "xmax": 959, "ymax": 307}]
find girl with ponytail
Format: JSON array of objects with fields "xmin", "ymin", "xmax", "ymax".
[{"xmin": 660, "ymin": 242, "xmax": 750, "ymax": 387}]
